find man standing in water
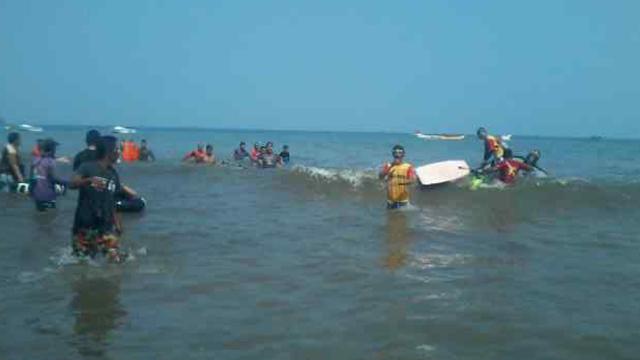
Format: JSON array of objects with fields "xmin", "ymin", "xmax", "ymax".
[
  {"xmin": 73, "ymin": 129, "xmax": 101, "ymax": 171},
  {"xmin": 379, "ymin": 145, "xmax": 416, "ymax": 209},
  {"xmin": 70, "ymin": 136, "xmax": 124, "ymax": 262},
  {"xmin": 0, "ymin": 132, "xmax": 25, "ymax": 191}
]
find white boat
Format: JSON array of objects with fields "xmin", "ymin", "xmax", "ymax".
[
  {"xmin": 4, "ymin": 123, "xmax": 44, "ymax": 132},
  {"xmin": 501, "ymin": 134, "xmax": 512, "ymax": 141},
  {"xmin": 112, "ymin": 126, "xmax": 137, "ymax": 134},
  {"xmin": 415, "ymin": 131, "xmax": 465, "ymax": 141}
]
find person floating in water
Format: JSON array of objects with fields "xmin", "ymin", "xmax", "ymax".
[
  {"xmin": 69, "ymin": 136, "xmax": 125, "ymax": 262},
  {"xmin": 520, "ymin": 149, "xmax": 548, "ymax": 176},
  {"xmin": 257, "ymin": 145, "xmax": 281, "ymax": 168},
  {"xmin": 73, "ymin": 130, "xmax": 101, "ymax": 171},
  {"xmin": 0, "ymin": 132, "xmax": 25, "ymax": 192},
  {"xmin": 202, "ymin": 144, "xmax": 216, "ymax": 164},
  {"xmin": 279, "ymin": 145, "xmax": 290, "ymax": 164},
  {"xmin": 476, "ymin": 127, "xmax": 505, "ymax": 169},
  {"xmin": 250, "ymin": 142, "xmax": 261, "ymax": 165},
  {"xmin": 233, "ymin": 142, "xmax": 249, "ymax": 161},
  {"xmin": 482, "ymin": 148, "xmax": 533, "ymax": 185},
  {"xmin": 30, "ymin": 138, "xmax": 67, "ymax": 211},
  {"xmin": 183, "ymin": 144, "xmax": 206, "ymax": 163},
  {"xmin": 138, "ymin": 139, "xmax": 155, "ymax": 162},
  {"xmin": 379, "ymin": 145, "xmax": 416, "ymax": 209}
]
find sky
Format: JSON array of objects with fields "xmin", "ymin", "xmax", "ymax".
[{"xmin": 0, "ymin": 0, "xmax": 639, "ymax": 137}]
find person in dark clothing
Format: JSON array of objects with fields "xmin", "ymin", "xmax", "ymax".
[
  {"xmin": 138, "ymin": 139, "xmax": 156, "ymax": 162},
  {"xmin": 73, "ymin": 129, "xmax": 101, "ymax": 171},
  {"xmin": 30, "ymin": 138, "xmax": 67, "ymax": 211},
  {"xmin": 0, "ymin": 132, "xmax": 25, "ymax": 191},
  {"xmin": 69, "ymin": 135, "xmax": 125, "ymax": 262},
  {"xmin": 279, "ymin": 145, "xmax": 290, "ymax": 164}
]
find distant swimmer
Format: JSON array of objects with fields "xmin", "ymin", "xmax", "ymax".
[
  {"xmin": 202, "ymin": 144, "xmax": 216, "ymax": 164},
  {"xmin": 482, "ymin": 148, "xmax": 533, "ymax": 185},
  {"xmin": 379, "ymin": 145, "xmax": 416, "ymax": 209},
  {"xmin": 250, "ymin": 142, "xmax": 261, "ymax": 164},
  {"xmin": 279, "ymin": 145, "xmax": 290, "ymax": 164},
  {"xmin": 183, "ymin": 144, "xmax": 206, "ymax": 163},
  {"xmin": 30, "ymin": 138, "xmax": 68, "ymax": 211},
  {"xmin": 0, "ymin": 132, "xmax": 26, "ymax": 191},
  {"xmin": 73, "ymin": 129, "xmax": 101, "ymax": 171},
  {"xmin": 476, "ymin": 127, "xmax": 505, "ymax": 169},
  {"xmin": 233, "ymin": 142, "xmax": 249, "ymax": 161},
  {"xmin": 258, "ymin": 145, "xmax": 280, "ymax": 168},
  {"xmin": 138, "ymin": 139, "xmax": 156, "ymax": 162},
  {"xmin": 69, "ymin": 136, "xmax": 125, "ymax": 262}
]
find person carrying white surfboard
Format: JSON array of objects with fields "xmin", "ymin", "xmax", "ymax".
[{"xmin": 379, "ymin": 145, "xmax": 416, "ymax": 209}]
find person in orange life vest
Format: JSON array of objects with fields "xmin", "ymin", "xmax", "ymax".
[
  {"xmin": 379, "ymin": 145, "xmax": 416, "ymax": 209},
  {"xmin": 484, "ymin": 148, "xmax": 533, "ymax": 184},
  {"xmin": 183, "ymin": 144, "xmax": 206, "ymax": 163},
  {"xmin": 476, "ymin": 127, "xmax": 505, "ymax": 169}
]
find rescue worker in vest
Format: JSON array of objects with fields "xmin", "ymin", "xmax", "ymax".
[
  {"xmin": 379, "ymin": 145, "xmax": 416, "ymax": 209},
  {"xmin": 483, "ymin": 148, "xmax": 533, "ymax": 184},
  {"xmin": 183, "ymin": 144, "xmax": 206, "ymax": 163},
  {"xmin": 476, "ymin": 127, "xmax": 505, "ymax": 170}
]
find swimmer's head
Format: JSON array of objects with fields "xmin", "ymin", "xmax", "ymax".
[
  {"xmin": 206, "ymin": 144, "xmax": 213, "ymax": 154},
  {"xmin": 141, "ymin": 139, "xmax": 147, "ymax": 146},
  {"xmin": 96, "ymin": 135, "xmax": 119, "ymax": 162},
  {"xmin": 503, "ymin": 148, "xmax": 514, "ymax": 159},
  {"xmin": 476, "ymin": 127, "xmax": 487, "ymax": 139},
  {"xmin": 240, "ymin": 141, "xmax": 246, "ymax": 148},
  {"xmin": 283, "ymin": 145, "xmax": 289, "ymax": 150},
  {"xmin": 525, "ymin": 149, "xmax": 541, "ymax": 165},
  {"xmin": 197, "ymin": 143, "xmax": 204, "ymax": 151},
  {"xmin": 85, "ymin": 129, "xmax": 101, "ymax": 146},
  {"xmin": 266, "ymin": 141, "xmax": 273, "ymax": 148},
  {"xmin": 392, "ymin": 145, "xmax": 405, "ymax": 159}
]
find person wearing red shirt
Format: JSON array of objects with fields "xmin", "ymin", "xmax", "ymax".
[
  {"xmin": 489, "ymin": 148, "xmax": 533, "ymax": 184},
  {"xmin": 183, "ymin": 144, "xmax": 206, "ymax": 163}
]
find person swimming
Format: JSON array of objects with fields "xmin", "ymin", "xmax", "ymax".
[
  {"xmin": 481, "ymin": 148, "xmax": 533, "ymax": 185},
  {"xmin": 379, "ymin": 145, "xmax": 416, "ymax": 209},
  {"xmin": 202, "ymin": 144, "xmax": 216, "ymax": 164},
  {"xmin": 279, "ymin": 145, "xmax": 290, "ymax": 164},
  {"xmin": 183, "ymin": 144, "xmax": 206, "ymax": 163},
  {"xmin": 233, "ymin": 142, "xmax": 249, "ymax": 161},
  {"xmin": 138, "ymin": 139, "xmax": 156, "ymax": 162},
  {"xmin": 250, "ymin": 142, "xmax": 261, "ymax": 164},
  {"xmin": 258, "ymin": 145, "xmax": 279, "ymax": 168}
]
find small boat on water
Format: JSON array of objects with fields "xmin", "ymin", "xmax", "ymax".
[
  {"xmin": 415, "ymin": 131, "xmax": 465, "ymax": 141},
  {"xmin": 501, "ymin": 134, "xmax": 512, "ymax": 141},
  {"xmin": 112, "ymin": 126, "xmax": 137, "ymax": 134},
  {"xmin": 3, "ymin": 123, "xmax": 44, "ymax": 132}
]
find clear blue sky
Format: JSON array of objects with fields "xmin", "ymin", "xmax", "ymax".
[{"xmin": 1, "ymin": 0, "xmax": 638, "ymax": 137}]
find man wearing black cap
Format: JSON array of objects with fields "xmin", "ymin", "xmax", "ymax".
[
  {"xmin": 73, "ymin": 129, "xmax": 101, "ymax": 171},
  {"xmin": 70, "ymin": 135, "xmax": 124, "ymax": 262}
]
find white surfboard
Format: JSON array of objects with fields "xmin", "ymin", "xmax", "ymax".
[{"xmin": 416, "ymin": 160, "xmax": 470, "ymax": 187}]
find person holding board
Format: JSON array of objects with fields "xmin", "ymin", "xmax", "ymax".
[{"xmin": 379, "ymin": 145, "xmax": 416, "ymax": 209}]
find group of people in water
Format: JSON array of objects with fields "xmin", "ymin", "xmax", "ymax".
[
  {"xmin": 380, "ymin": 127, "xmax": 546, "ymax": 209},
  {"xmin": 0, "ymin": 125, "xmax": 542, "ymax": 261}
]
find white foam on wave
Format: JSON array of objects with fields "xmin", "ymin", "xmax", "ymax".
[{"xmin": 291, "ymin": 165, "xmax": 378, "ymax": 188}]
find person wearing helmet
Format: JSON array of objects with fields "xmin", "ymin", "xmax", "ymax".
[
  {"xmin": 483, "ymin": 148, "xmax": 533, "ymax": 184},
  {"xmin": 379, "ymin": 145, "xmax": 416, "ymax": 209},
  {"xmin": 476, "ymin": 127, "xmax": 505, "ymax": 169},
  {"xmin": 30, "ymin": 138, "xmax": 67, "ymax": 211}
]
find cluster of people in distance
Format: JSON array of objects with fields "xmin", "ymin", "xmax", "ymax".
[
  {"xmin": 119, "ymin": 138, "xmax": 155, "ymax": 162},
  {"xmin": 232, "ymin": 141, "xmax": 290, "ymax": 168},
  {"xmin": 379, "ymin": 126, "xmax": 547, "ymax": 210},
  {"xmin": 183, "ymin": 143, "xmax": 216, "ymax": 164}
]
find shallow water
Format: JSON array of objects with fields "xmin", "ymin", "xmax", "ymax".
[{"xmin": 1, "ymin": 128, "xmax": 639, "ymax": 359}]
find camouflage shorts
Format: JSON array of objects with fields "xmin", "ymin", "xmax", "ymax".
[{"xmin": 72, "ymin": 229, "xmax": 121, "ymax": 261}]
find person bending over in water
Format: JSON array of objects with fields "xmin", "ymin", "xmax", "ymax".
[
  {"xmin": 476, "ymin": 127, "xmax": 505, "ymax": 170},
  {"xmin": 233, "ymin": 142, "xmax": 249, "ymax": 161},
  {"xmin": 482, "ymin": 148, "xmax": 533, "ymax": 185},
  {"xmin": 183, "ymin": 144, "xmax": 206, "ymax": 163},
  {"xmin": 258, "ymin": 145, "xmax": 280, "ymax": 168},
  {"xmin": 0, "ymin": 132, "xmax": 25, "ymax": 191},
  {"xmin": 279, "ymin": 145, "xmax": 290, "ymax": 164},
  {"xmin": 379, "ymin": 145, "xmax": 416, "ymax": 209},
  {"xmin": 202, "ymin": 144, "xmax": 216, "ymax": 164},
  {"xmin": 138, "ymin": 139, "xmax": 156, "ymax": 162},
  {"xmin": 521, "ymin": 149, "xmax": 548, "ymax": 176},
  {"xmin": 30, "ymin": 138, "xmax": 68, "ymax": 211},
  {"xmin": 69, "ymin": 136, "xmax": 125, "ymax": 262}
]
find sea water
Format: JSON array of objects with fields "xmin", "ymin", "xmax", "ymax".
[{"xmin": 1, "ymin": 127, "xmax": 639, "ymax": 359}]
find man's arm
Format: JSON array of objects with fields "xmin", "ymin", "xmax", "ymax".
[{"xmin": 8, "ymin": 153, "xmax": 24, "ymax": 182}]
